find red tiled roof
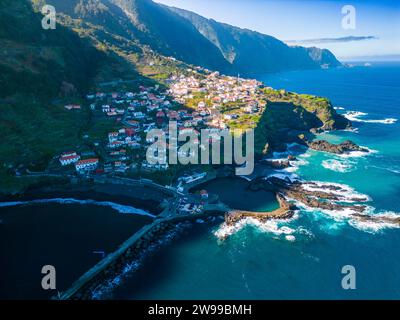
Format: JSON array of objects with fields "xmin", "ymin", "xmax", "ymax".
[
  {"xmin": 76, "ymin": 158, "xmax": 99, "ymax": 165},
  {"xmin": 60, "ymin": 155, "xmax": 80, "ymax": 161}
]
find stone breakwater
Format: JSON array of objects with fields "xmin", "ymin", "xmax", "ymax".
[
  {"xmin": 225, "ymin": 193, "xmax": 296, "ymax": 226},
  {"xmin": 59, "ymin": 211, "xmax": 224, "ymax": 300},
  {"xmin": 59, "ymin": 220, "xmax": 178, "ymax": 300}
]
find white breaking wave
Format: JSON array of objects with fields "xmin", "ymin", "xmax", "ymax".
[
  {"xmin": 343, "ymin": 127, "xmax": 359, "ymax": 133},
  {"xmin": 0, "ymin": 198, "xmax": 155, "ymax": 217},
  {"xmin": 322, "ymin": 159, "xmax": 355, "ymax": 173},
  {"xmin": 344, "ymin": 111, "xmax": 398, "ymax": 124},
  {"xmin": 214, "ymin": 214, "xmax": 307, "ymax": 242},
  {"xmin": 301, "ymin": 180, "xmax": 370, "ymax": 203},
  {"xmin": 334, "ymin": 106, "xmax": 345, "ymax": 110},
  {"xmin": 262, "ymin": 157, "xmax": 309, "ymax": 174},
  {"xmin": 266, "ymin": 172, "xmax": 300, "ymax": 183},
  {"xmin": 367, "ymin": 165, "xmax": 400, "ymax": 174},
  {"xmin": 337, "ymin": 146, "xmax": 377, "ymax": 158},
  {"xmin": 285, "ymin": 235, "xmax": 296, "ymax": 242},
  {"xmin": 213, "ymin": 211, "xmax": 314, "ymax": 242},
  {"xmin": 272, "ymin": 143, "xmax": 307, "ymax": 159},
  {"xmin": 292, "ymin": 180, "xmax": 400, "ymax": 233},
  {"xmin": 287, "ymin": 158, "xmax": 310, "ymax": 173},
  {"xmin": 349, "ymin": 210, "xmax": 400, "ymax": 233}
]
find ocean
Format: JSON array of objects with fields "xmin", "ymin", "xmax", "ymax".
[
  {"xmin": 0, "ymin": 199, "xmax": 154, "ymax": 299},
  {"xmin": 1, "ymin": 62, "xmax": 400, "ymax": 299},
  {"xmin": 112, "ymin": 62, "xmax": 400, "ymax": 299}
]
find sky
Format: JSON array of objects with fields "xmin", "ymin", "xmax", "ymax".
[{"xmin": 154, "ymin": 0, "xmax": 400, "ymax": 60}]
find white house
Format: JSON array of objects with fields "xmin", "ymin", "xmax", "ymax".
[
  {"xmin": 108, "ymin": 132, "xmax": 119, "ymax": 143},
  {"xmin": 102, "ymin": 105, "xmax": 111, "ymax": 113},
  {"xmin": 75, "ymin": 158, "xmax": 99, "ymax": 173},
  {"xmin": 59, "ymin": 152, "xmax": 80, "ymax": 166}
]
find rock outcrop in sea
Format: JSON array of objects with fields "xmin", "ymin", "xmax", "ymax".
[
  {"xmin": 306, "ymin": 140, "xmax": 369, "ymax": 154},
  {"xmin": 244, "ymin": 176, "xmax": 400, "ymax": 228}
]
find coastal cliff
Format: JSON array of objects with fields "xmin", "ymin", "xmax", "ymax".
[{"xmin": 254, "ymin": 88, "xmax": 351, "ymax": 155}]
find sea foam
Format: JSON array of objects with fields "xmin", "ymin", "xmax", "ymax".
[
  {"xmin": 214, "ymin": 217, "xmax": 301, "ymax": 241},
  {"xmin": 301, "ymin": 181, "xmax": 370, "ymax": 203},
  {"xmin": 0, "ymin": 198, "xmax": 155, "ymax": 217},
  {"xmin": 344, "ymin": 111, "xmax": 398, "ymax": 124},
  {"xmin": 322, "ymin": 159, "xmax": 355, "ymax": 173}
]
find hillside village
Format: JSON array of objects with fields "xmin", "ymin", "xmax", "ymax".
[{"xmin": 53, "ymin": 68, "xmax": 268, "ymax": 183}]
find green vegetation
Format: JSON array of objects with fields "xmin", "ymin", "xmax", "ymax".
[
  {"xmin": 184, "ymin": 92, "xmax": 211, "ymax": 110},
  {"xmin": 0, "ymin": 100, "xmax": 87, "ymax": 167},
  {"xmin": 228, "ymin": 114, "xmax": 261, "ymax": 131},
  {"xmin": 261, "ymin": 88, "xmax": 349, "ymax": 130},
  {"xmin": 251, "ymin": 89, "xmax": 350, "ymax": 155},
  {"xmin": 0, "ymin": 0, "xmax": 346, "ymax": 194}
]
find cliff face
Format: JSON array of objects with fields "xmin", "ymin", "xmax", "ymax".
[
  {"xmin": 38, "ymin": 0, "xmax": 341, "ymax": 75},
  {"xmin": 0, "ymin": 0, "xmax": 109, "ymax": 99},
  {"xmin": 254, "ymin": 90, "xmax": 351, "ymax": 155},
  {"xmin": 166, "ymin": 5, "xmax": 342, "ymax": 73}
]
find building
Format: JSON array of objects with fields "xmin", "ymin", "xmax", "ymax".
[
  {"xmin": 75, "ymin": 158, "xmax": 99, "ymax": 173},
  {"xmin": 108, "ymin": 132, "xmax": 119, "ymax": 143},
  {"xmin": 142, "ymin": 161, "xmax": 169, "ymax": 171},
  {"xmin": 199, "ymin": 190, "xmax": 209, "ymax": 199},
  {"xmin": 64, "ymin": 105, "xmax": 81, "ymax": 110},
  {"xmin": 108, "ymin": 141, "xmax": 124, "ymax": 149},
  {"xmin": 59, "ymin": 152, "xmax": 80, "ymax": 166},
  {"xmin": 156, "ymin": 111, "xmax": 166, "ymax": 125},
  {"xmin": 102, "ymin": 105, "xmax": 111, "ymax": 113}
]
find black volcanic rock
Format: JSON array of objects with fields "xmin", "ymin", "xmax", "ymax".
[{"xmin": 307, "ymin": 140, "xmax": 368, "ymax": 154}]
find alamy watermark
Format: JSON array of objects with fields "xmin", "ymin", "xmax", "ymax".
[
  {"xmin": 341, "ymin": 265, "xmax": 356, "ymax": 290},
  {"xmin": 41, "ymin": 265, "xmax": 56, "ymax": 290},
  {"xmin": 341, "ymin": 5, "xmax": 356, "ymax": 30},
  {"xmin": 146, "ymin": 121, "xmax": 255, "ymax": 175},
  {"xmin": 41, "ymin": 5, "xmax": 56, "ymax": 30}
]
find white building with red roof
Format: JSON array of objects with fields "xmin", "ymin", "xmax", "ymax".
[
  {"xmin": 59, "ymin": 152, "xmax": 80, "ymax": 166},
  {"xmin": 75, "ymin": 158, "xmax": 99, "ymax": 173}
]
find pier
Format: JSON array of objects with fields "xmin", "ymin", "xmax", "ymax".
[
  {"xmin": 58, "ymin": 172, "xmax": 292, "ymax": 300},
  {"xmin": 59, "ymin": 203, "xmax": 228, "ymax": 300}
]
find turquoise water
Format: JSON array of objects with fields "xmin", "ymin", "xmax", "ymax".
[
  {"xmin": 192, "ymin": 177, "xmax": 280, "ymax": 212},
  {"xmin": 113, "ymin": 62, "xmax": 400, "ymax": 299}
]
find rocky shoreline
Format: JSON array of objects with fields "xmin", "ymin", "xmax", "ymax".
[
  {"xmin": 225, "ymin": 193, "xmax": 297, "ymax": 226},
  {"xmin": 306, "ymin": 139, "xmax": 369, "ymax": 154},
  {"xmin": 248, "ymin": 176, "xmax": 367, "ymax": 213},
  {"xmin": 66, "ymin": 220, "xmax": 185, "ymax": 300},
  {"xmin": 236, "ymin": 174, "xmax": 400, "ymax": 228}
]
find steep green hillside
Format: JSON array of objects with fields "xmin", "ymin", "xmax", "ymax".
[
  {"xmin": 254, "ymin": 89, "xmax": 350, "ymax": 155},
  {"xmin": 0, "ymin": 0, "xmax": 108, "ymax": 99},
  {"xmin": 0, "ymin": 0, "xmax": 140, "ymax": 194},
  {"xmin": 0, "ymin": 0, "xmax": 345, "ymax": 194},
  {"xmin": 38, "ymin": 0, "xmax": 341, "ymax": 74},
  {"xmin": 166, "ymin": 5, "xmax": 342, "ymax": 73}
]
